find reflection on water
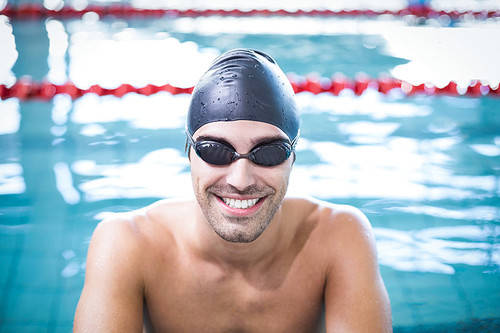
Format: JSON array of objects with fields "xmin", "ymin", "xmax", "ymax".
[
  {"xmin": 72, "ymin": 93, "xmax": 189, "ymax": 129},
  {"xmin": 375, "ymin": 225, "xmax": 500, "ymax": 274},
  {"xmin": 290, "ymin": 93, "xmax": 499, "ymax": 203},
  {"xmin": 0, "ymin": 99, "xmax": 20, "ymax": 135},
  {"xmin": 46, "ymin": 19, "xmax": 68, "ymax": 84},
  {"xmin": 53, "ymin": 162, "xmax": 80, "ymax": 204},
  {"xmin": 72, "ymin": 148, "xmax": 191, "ymax": 201},
  {"xmin": 391, "ymin": 205, "xmax": 498, "ymax": 221},
  {"xmin": 0, "ymin": 163, "xmax": 25, "ymax": 195},
  {"xmin": 66, "ymin": 15, "xmax": 217, "ymax": 88}
]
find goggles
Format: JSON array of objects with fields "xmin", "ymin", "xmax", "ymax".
[{"xmin": 186, "ymin": 130, "xmax": 298, "ymax": 167}]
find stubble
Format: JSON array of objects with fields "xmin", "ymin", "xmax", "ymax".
[{"xmin": 194, "ymin": 183, "xmax": 288, "ymax": 243}]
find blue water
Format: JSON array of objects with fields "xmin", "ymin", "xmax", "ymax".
[{"xmin": 1, "ymin": 7, "xmax": 500, "ymax": 332}]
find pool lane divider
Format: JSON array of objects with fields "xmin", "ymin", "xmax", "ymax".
[
  {"xmin": 1, "ymin": 76, "xmax": 498, "ymax": 101},
  {"xmin": 1, "ymin": 4, "xmax": 499, "ymax": 20}
]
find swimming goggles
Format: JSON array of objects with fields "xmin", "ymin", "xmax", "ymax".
[{"xmin": 186, "ymin": 130, "xmax": 298, "ymax": 167}]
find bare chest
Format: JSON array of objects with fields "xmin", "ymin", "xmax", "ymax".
[{"xmin": 144, "ymin": 256, "xmax": 326, "ymax": 332}]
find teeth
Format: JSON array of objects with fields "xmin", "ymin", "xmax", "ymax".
[{"xmin": 222, "ymin": 197, "xmax": 259, "ymax": 209}]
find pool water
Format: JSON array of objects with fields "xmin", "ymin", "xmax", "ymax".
[{"xmin": 1, "ymin": 4, "xmax": 500, "ymax": 332}]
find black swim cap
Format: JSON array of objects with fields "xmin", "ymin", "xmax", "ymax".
[{"xmin": 186, "ymin": 49, "xmax": 300, "ymax": 142}]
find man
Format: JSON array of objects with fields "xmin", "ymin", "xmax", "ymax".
[{"xmin": 74, "ymin": 49, "xmax": 392, "ymax": 332}]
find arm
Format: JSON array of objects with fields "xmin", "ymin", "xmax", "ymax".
[
  {"xmin": 74, "ymin": 218, "xmax": 145, "ymax": 332},
  {"xmin": 323, "ymin": 206, "xmax": 392, "ymax": 332}
]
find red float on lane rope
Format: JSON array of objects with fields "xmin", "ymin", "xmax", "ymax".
[
  {"xmin": 1, "ymin": 4, "xmax": 499, "ymax": 20},
  {"xmin": 1, "ymin": 76, "xmax": 498, "ymax": 101}
]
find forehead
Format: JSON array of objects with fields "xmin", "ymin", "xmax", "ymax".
[{"xmin": 193, "ymin": 120, "xmax": 288, "ymax": 142}]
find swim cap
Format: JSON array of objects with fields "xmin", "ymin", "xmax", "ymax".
[{"xmin": 186, "ymin": 49, "xmax": 300, "ymax": 142}]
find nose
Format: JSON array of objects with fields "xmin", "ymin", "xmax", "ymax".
[{"xmin": 225, "ymin": 158, "xmax": 256, "ymax": 192}]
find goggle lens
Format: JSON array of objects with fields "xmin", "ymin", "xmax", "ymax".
[
  {"xmin": 196, "ymin": 142, "xmax": 236, "ymax": 166},
  {"xmin": 249, "ymin": 144, "xmax": 291, "ymax": 166}
]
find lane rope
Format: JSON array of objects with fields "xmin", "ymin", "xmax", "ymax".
[
  {"xmin": 1, "ymin": 4, "xmax": 499, "ymax": 20},
  {"xmin": 1, "ymin": 76, "xmax": 498, "ymax": 101}
]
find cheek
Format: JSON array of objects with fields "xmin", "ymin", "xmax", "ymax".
[
  {"xmin": 191, "ymin": 157, "xmax": 222, "ymax": 186},
  {"xmin": 264, "ymin": 162, "xmax": 293, "ymax": 188}
]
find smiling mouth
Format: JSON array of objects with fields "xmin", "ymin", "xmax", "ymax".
[{"xmin": 221, "ymin": 197, "xmax": 261, "ymax": 209}]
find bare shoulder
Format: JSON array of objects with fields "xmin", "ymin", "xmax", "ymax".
[
  {"xmin": 96, "ymin": 198, "xmax": 194, "ymax": 234},
  {"xmin": 145, "ymin": 197, "xmax": 195, "ymax": 227},
  {"xmin": 92, "ymin": 211, "xmax": 144, "ymax": 244},
  {"xmin": 86, "ymin": 212, "xmax": 148, "ymax": 277},
  {"xmin": 318, "ymin": 201, "xmax": 372, "ymax": 239},
  {"xmin": 91, "ymin": 206, "xmax": 151, "ymax": 252},
  {"xmin": 316, "ymin": 200, "xmax": 378, "ymax": 265},
  {"xmin": 284, "ymin": 196, "xmax": 372, "ymax": 239},
  {"xmin": 88, "ymin": 198, "xmax": 195, "ymax": 268},
  {"xmin": 284, "ymin": 196, "xmax": 382, "ymax": 283}
]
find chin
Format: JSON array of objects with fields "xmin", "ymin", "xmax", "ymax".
[
  {"xmin": 209, "ymin": 215, "xmax": 269, "ymax": 243},
  {"xmin": 216, "ymin": 229, "xmax": 263, "ymax": 243}
]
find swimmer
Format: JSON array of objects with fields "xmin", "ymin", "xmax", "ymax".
[{"xmin": 74, "ymin": 49, "xmax": 392, "ymax": 332}]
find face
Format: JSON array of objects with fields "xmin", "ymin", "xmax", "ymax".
[{"xmin": 189, "ymin": 120, "xmax": 294, "ymax": 243}]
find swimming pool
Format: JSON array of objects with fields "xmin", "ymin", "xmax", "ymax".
[{"xmin": 1, "ymin": 1, "xmax": 500, "ymax": 331}]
